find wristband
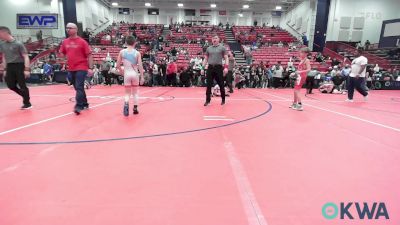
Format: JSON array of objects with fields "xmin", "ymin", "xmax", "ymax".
[{"xmin": 224, "ymin": 64, "xmax": 228, "ymax": 69}]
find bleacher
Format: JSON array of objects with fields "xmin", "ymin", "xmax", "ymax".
[
  {"xmin": 326, "ymin": 41, "xmax": 395, "ymax": 70},
  {"xmin": 91, "ymin": 44, "xmax": 150, "ymax": 63},
  {"xmin": 232, "ymin": 26, "xmax": 296, "ymax": 44},
  {"xmin": 15, "ymin": 23, "xmax": 326, "ymax": 73},
  {"xmin": 95, "ymin": 23, "xmax": 163, "ymax": 45},
  {"xmin": 252, "ymin": 46, "xmax": 331, "ymax": 70},
  {"xmin": 167, "ymin": 26, "xmax": 226, "ymax": 42},
  {"xmin": 365, "ymin": 47, "xmax": 400, "ymax": 68},
  {"xmin": 119, "ymin": 24, "xmax": 163, "ymax": 40}
]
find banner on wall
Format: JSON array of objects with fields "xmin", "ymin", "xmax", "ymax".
[
  {"xmin": 118, "ymin": 8, "xmax": 131, "ymax": 15},
  {"xmin": 200, "ymin": 9, "xmax": 211, "ymax": 16},
  {"xmin": 17, "ymin": 14, "xmax": 58, "ymax": 29},
  {"xmin": 271, "ymin": 11, "xmax": 282, "ymax": 17},
  {"xmin": 148, "ymin": 8, "xmax": 159, "ymax": 15},
  {"xmin": 219, "ymin": 11, "xmax": 227, "ymax": 16}
]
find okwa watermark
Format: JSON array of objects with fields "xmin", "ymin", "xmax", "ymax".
[{"xmin": 322, "ymin": 202, "xmax": 389, "ymax": 220}]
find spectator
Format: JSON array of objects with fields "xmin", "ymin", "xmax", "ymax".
[
  {"xmin": 152, "ymin": 63, "xmax": 160, "ymax": 86},
  {"xmin": 341, "ymin": 64, "xmax": 351, "ymax": 77},
  {"xmin": 272, "ymin": 62, "xmax": 284, "ymax": 88},
  {"xmin": 226, "ymin": 53, "xmax": 235, "ymax": 93},
  {"xmin": 225, "ymin": 22, "xmax": 230, "ymax": 30},
  {"xmin": 170, "ymin": 47, "xmax": 177, "ymax": 57},
  {"xmin": 373, "ymin": 64, "xmax": 380, "ymax": 73},
  {"xmin": 49, "ymin": 51, "xmax": 57, "ymax": 61},
  {"xmin": 234, "ymin": 68, "xmax": 245, "ymax": 89},
  {"xmin": 302, "ymin": 34, "xmax": 308, "ymax": 46},
  {"xmin": 244, "ymin": 48, "xmax": 253, "ymax": 65},
  {"xmin": 83, "ymin": 28, "xmax": 91, "ymax": 43},
  {"xmin": 393, "ymin": 68, "xmax": 399, "ymax": 80},
  {"xmin": 36, "ymin": 30, "xmax": 43, "ymax": 41},
  {"xmin": 331, "ymin": 58, "xmax": 340, "ymax": 67},
  {"xmin": 43, "ymin": 61, "xmax": 53, "ymax": 83},
  {"xmin": 249, "ymin": 65, "xmax": 257, "ymax": 88},
  {"xmin": 315, "ymin": 52, "xmax": 324, "ymax": 62},
  {"xmin": 306, "ymin": 68, "xmax": 319, "ymax": 94},
  {"xmin": 92, "ymin": 65, "xmax": 101, "ymax": 85},
  {"xmin": 330, "ymin": 66, "xmax": 340, "ymax": 77},
  {"xmin": 179, "ymin": 66, "xmax": 191, "ymax": 87},
  {"xmin": 257, "ymin": 65, "xmax": 265, "ymax": 88},
  {"xmin": 365, "ymin": 40, "xmax": 371, "ymax": 50},
  {"xmin": 159, "ymin": 60, "xmax": 167, "ymax": 86},
  {"xmin": 166, "ymin": 60, "xmax": 177, "ymax": 86},
  {"xmin": 25, "ymin": 37, "xmax": 32, "ymax": 44},
  {"xmin": 101, "ymin": 59, "xmax": 112, "ymax": 86},
  {"xmin": 331, "ymin": 72, "xmax": 345, "ymax": 93}
]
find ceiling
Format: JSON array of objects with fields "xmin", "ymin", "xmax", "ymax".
[{"xmin": 104, "ymin": 0, "xmax": 305, "ymax": 11}]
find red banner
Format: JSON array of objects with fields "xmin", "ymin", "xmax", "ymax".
[
  {"xmin": 219, "ymin": 10, "xmax": 227, "ymax": 16},
  {"xmin": 200, "ymin": 9, "xmax": 211, "ymax": 14}
]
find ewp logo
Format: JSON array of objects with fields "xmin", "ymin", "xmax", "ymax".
[
  {"xmin": 17, "ymin": 14, "xmax": 58, "ymax": 29},
  {"xmin": 322, "ymin": 202, "xmax": 389, "ymax": 220}
]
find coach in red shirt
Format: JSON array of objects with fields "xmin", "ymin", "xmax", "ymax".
[{"xmin": 60, "ymin": 22, "xmax": 93, "ymax": 115}]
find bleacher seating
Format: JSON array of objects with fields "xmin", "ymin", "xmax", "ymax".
[
  {"xmin": 119, "ymin": 24, "xmax": 163, "ymax": 40},
  {"xmin": 167, "ymin": 26, "xmax": 226, "ymax": 43},
  {"xmin": 95, "ymin": 23, "xmax": 163, "ymax": 45},
  {"xmin": 91, "ymin": 43, "xmax": 150, "ymax": 63},
  {"xmin": 365, "ymin": 47, "xmax": 400, "ymax": 68},
  {"xmin": 232, "ymin": 26, "xmax": 296, "ymax": 44},
  {"xmin": 251, "ymin": 46, "xmax": 331, "ymax": 71}
]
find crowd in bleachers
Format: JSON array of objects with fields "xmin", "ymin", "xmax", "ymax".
[
  {"xmin": 232, "ymin": 25, "xmax": 296, "ymax": 45},
  {"xmin": 90, "ymin": 21, "xmax": 163, "ymax": 46},
  {"xmin": 4, "ymin": 21, "xmax": 400, "ymax": 92},
  {"xmin": 167, "ymin": 22, "xmax": 226, "ymax": 44}
]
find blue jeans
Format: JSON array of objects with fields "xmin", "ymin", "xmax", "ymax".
[{"xmin": 69, "ymin": 70, "xmax": 88, "ymax": 109}]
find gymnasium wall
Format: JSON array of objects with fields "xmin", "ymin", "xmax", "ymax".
[
  {"xmin": 76, "ymin": 0, "xmax": 112, "ymax": 33},
  {"xmin": 280, "ymin": 0, "xmax": 317, "ymax": 47},
  {"xmin": 0, "ymin": 0, "xmax": 65, "ymax": 41},
  {"xmin": 0, "ymin": 0, "xmax": 113, "ymax": 40},
  {"xmin": 326, "ymin": 0, "xmax": 400, "ymax": 44}
]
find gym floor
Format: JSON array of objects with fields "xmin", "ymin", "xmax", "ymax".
[{"xmin": 0, "ymin": 85, "xmax": 399, "ymax": 225}]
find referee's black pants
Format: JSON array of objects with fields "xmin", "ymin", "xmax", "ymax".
[
  {"xmin": 206, "ymin": 65, "xmax": 225, "ymax": 102},
  {"xmin": 6, "ymin": 63, "xmax": 31, "ymax": 105}
]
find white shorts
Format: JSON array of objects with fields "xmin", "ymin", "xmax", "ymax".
[{"xmin": 124, "ymin": 70, "xmax": 139, "ymax": 86}]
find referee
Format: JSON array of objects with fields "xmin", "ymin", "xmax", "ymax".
[
  {"xmin": 203, "ymin": 35, "xmax": 229, "ymax": 106},
  {"xmin": 0, "ymin": 26, "xmax": 32, "ymax": 109}
]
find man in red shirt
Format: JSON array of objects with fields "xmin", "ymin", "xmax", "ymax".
[
  {"xmin": 60, "ymin": 23, "xmax": 93, "ymax": 115},
  {"xmin": 166, "ymin": 60, "xmax": 177, "ymax": 86}
]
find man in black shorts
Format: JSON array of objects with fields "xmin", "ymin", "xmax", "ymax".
[
  {"xmin": 203, "ymin": 35, "xmax": 229, "ymax": 106},
  {"xmin": 0, "ymin": 26, "xmax": 32, "ymax": 109}
]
